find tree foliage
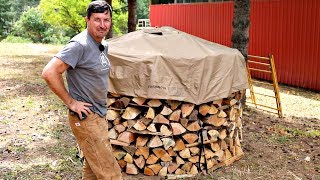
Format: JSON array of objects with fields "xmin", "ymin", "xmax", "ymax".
[{"xmin": 137, "ymin": 0, "xmax": 149, "ymax": 19}]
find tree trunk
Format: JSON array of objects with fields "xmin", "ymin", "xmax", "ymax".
[
  {"xmin": 231, "ymin": 0, "xmax": 250, "ymax": 61},
  {"xmin": 128, "ymin": 0, "xmax": 137, "ymax": 32}
]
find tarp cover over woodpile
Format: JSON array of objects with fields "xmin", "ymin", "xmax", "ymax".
[{"xmin": 107, "ymin": 26, "xmax": 248, "ymax": 105}]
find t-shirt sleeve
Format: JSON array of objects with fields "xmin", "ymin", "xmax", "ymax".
[{"xmin": 55, "ymin": 41, "xmax": 84, "ymax": 69}]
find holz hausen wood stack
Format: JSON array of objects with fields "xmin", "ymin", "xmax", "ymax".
[{"xmin": 106, "ymin": 90, "xmax": 245, "ymax": 177}]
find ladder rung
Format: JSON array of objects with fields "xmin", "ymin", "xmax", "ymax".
[
  {"xmin": 253, "ymin": 92, "xmax": 276, "ymax": 98},
  {"xmin": 248, "ymin": 60, "xmax": 270, "ymax": 66},
  {"xmin": 247, "ymin": 104, "xmax": 279, "ymax": 114},
  {"xmin": 248, "ymin": 102, "xmax": 278, "ymax": 110},
  {"xmin": 248, "ymin": 55, "xmax": 270, "ymax": 60},
  {"xmin": 248, "ymin": 68, "xmax": 272, "ymax": 73},
  {"xmin": 252, "ymin": 80, "xmax": 273, "ymax": 86}
]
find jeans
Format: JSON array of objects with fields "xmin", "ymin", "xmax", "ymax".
[{"xmin": 68, "ymin": 111, "xmax": 122, "ymax": 180}]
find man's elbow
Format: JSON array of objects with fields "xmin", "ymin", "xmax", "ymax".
[{"xmin": 41, "ymin": 67, "xmax": 52, "ymax": 82}]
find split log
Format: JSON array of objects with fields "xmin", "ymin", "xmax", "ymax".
[
  {"xmin": 161, "ymin": 138, "xmax": 175, "ymax": 150},
  {"xmin": 110, "ymin": 139, "xmax": 129, "ymax": 146},
  {"xmin": 134, "ymin": 155, "xmax": 145, "ymax": 169},
  {"xmin": 133, "ymin": 120, "xmax": 147, "ymax": 131},
  {"xmin": 147, "ymin": 136, "xmax": 163, "ymax": 148},
  {"xmin": 144, "ymin": 167, "xmax": 155, "ymax": 176},
  {"xmin": 181, "ymin": 103, "xmax": 195, "ymax": 118},
  {"xmin": 135, "ymin": 147, "xmax": 149, "ymax": 159},
  {"xmin": 132, "ymin": 97, "xmax": 146, "ymax": 105},
  {"xmin": 176, "ymin": 155, "xmax": 185, "ymax": 165},
  {"xmin": 113, "ymin": 149, "xmax": 127, "ymax": 160},
  {"xmin": 218, "ymin": 110, "xmax": 227, "ymax": 118},
  {"xmin": 106, "ymin": 109, "xmax": 120, "ymax": 120},
  {"xmin": 148, "ymin": 164, "xmax": 162, "ymax": 174},
  {"xmin": 123, "ymin": 146, "xmax": 137, "ymax": 156},
  {"xmin": 167, "ymin": 100, "xmax": 181, "ymax": 110},
  {"xmin": 160, "ymin": 125, "xmax": 172, "ymax": 136},
  {"xmin": 107, "ymin": 98, "xmax": 116, "ymax": 107},
  {"xmin": 147, "ymin": 99, "xmax": 162, "ymax": 107},
  {"xmin": 126, "ymin": 163, "xmax": 138, "ymax": 175},
  {"xmin": 181, "ymin": 162, "xmax": 193, "ymax": 172},
  {"xmin": 204, "ymin": 148, "xmax": 215, "ymax": 159},
  {"xmin": 108, "ymin": 128, "xmax": 118, "ymax": 140},
  {"xmin": 122, "ymin": 107, "xmax": 141, "ymax": 120},
  {"xmin": 186, "ymin": 121, "xmax": 201, "ymax": 132},
  {"xmin": 158, "ymin": 167, "xmax": 168, "ymax": 177},
  {"xmin": 124, "ymin": 153, "xmax": 133, "ymax": 163},
  {"xmin": 222, "ymin": 98, "xmax": 238, "ymax": 106},
  {"xmin": 169, "ymin": 110, "xmax": 181, "ymax": 122},
  {"xmin": 208, "ymin": 105, "xmax": 219, "ymax": 115},
  {"xmin": 212, "ymin": 99, "xmax": 222, "ymax": 107},
  {"xmin": 220, "ymin": 140, "xmax": 228, "ymax": 150},
  {"xmin": 171, "ymin": 123, "xmax": 186, "ymax": 135},
  {"xmin": 208, "ymin": 129, "xmax": 219, "ymax": 141},
  {"xmin": 188, "ymin": 164, "xmax": 198, "ymax": 175},
  {"xmin": 180, "ymin": 118, "xmax": 189, "ymax": 128},
  {"xmin": 119, "ymin": 97, "xmax": 131, "ymax": 107},
  {"xmin": 153, "ymin": 148, "xmax": 172, "ymax": 162},
  {"xmin": 114, "ymin": 124, "xmax": 126, "ymax": 133},
  {"xmin": 179, "ymin": 148, "xmax": 191, "ymax": 158},
  {"xmin": 204, "ymin": 115, "xmax": 227, "ymax": 127},
  {"xmin": 189, "ymin": 147, "xmax": 200, "ymax": 155},
  {"xmin": 175, "ymin": 168, "xmax": 186, "ymax": 175},
  {"xmin": 182, "ymin": 133, "xmax": 199, "ymax": 144},
  {"xmin": 173, "ymin": 138, "xmax": 186, "ymax": 151},
  {"xmin": 219, "ymin": 129, "xmax": 227, "ymax": 140},
  {"xmin": 199, "ymin": 104, "xmax": 210, "ymax": 116},
  {"xmin": 167, "ymin": 147, "xmax": 177, "ymax": 157},
  {"xmin": 168, "ymin": 163, "xmax": 179, "ymax": 174},
  {"xmin": 146, "ymin": 154, "xmax": 159, "ymax": 164},
  {"xmin": 136, "ymin": 136, "xmax": 149, "ymax": 147},
  {"xmin": 210, "ymin": 142, "xmax": 221, "ymax": 152},
  {"xmin": 113, "ymin": 117, "xmax": 121, "ymax": 125},
  {"xmin": 189, "ymin": 110, "xmax": 198, "ymax": 121},
  {"xmin": 147, "ymin": 123, "xmax": 157, "ymax": 133},
  {"xmin": 117, "ymin": 131, "xmax": 136, "ymax": 144},
  {"xmin": 153, "ymin": 114, "xmax": 170, "ymax": 125},
  {"xmin": 188, "ymin": 156, "xmax": 205, "ymax": 164},
  {"xmin": 160, "ymin": 106, "xmax": 173, "ymax": 116},
  {"xmin": 145, "ymin": 107, "xmax": 155, "ymax": 119},
  {"xmin": 118, "ymin": 159, "xmax": 127, "ymax": 169}
]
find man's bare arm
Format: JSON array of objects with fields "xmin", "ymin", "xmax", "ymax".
[{"xmin": 41, "ymin": 57, "xmax": 92, "ymax": 118}]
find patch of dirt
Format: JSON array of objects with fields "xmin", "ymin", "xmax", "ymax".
[{"xmin": 0, "ymin": 43, "xmax": 319, "ymax": 179}]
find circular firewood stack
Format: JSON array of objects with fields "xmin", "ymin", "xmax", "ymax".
[{"xmin": 107, "ymin": 90, "xmax": 245, "ymax": 177}]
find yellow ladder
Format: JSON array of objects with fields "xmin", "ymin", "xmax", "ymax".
[{"xmin": 247, "ymin": 54, "xmax": 283, "ymax": 118}]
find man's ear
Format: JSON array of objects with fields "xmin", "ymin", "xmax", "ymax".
[{"xmin": 85, "ymin": 16, "xmax": 89, "ymax": 23}]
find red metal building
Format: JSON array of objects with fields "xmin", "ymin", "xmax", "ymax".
[{"xmin": 150, "ymin": 0, "xmax": 320, "ymax": 91}]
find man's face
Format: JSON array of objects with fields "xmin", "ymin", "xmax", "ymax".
[{"xmin": 86, "ymin": 11, "xmax": 111, "ymax": 42}]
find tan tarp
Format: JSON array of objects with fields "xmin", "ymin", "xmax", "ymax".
[{"xmin": 107, "ymin": 26, "xmax": 248, "ymax": 105}]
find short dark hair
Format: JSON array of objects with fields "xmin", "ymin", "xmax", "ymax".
[{"xmin": 87, "ymin": 1, "xmax": 112, "ymax": 19}]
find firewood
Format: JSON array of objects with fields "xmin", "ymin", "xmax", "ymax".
[
  {"xmin": 126, "ymin": 163, "xmax": 138, "ymax": 175},
  {"xmin": 212, "ymin": 99, "xmax": 222, "ymax": 107},
  {"xmin": 147, "ymin": 123, "xmax": 157, "ymax": 133},
  {"xmin": 147, "ymin": 136, "xmax": 163, "ymax": 148},
  {"xmin": 108, "ymin": 128, "xmax": 118, "ymax": 140},
  {"xmin": 222, "ymin": 98, "xmax": 238, "ymax": 106},
  {"xmin": 107, "ymin": 98, "xmax": 116, "ymax": 107},
  {"xmin": 181, "ymin": 162, "xmax": 193, "ymax": 172},
  {"xmin": 114, "ymin": 124, "xmax": 126, "ymax": 133},
  {"xmin": 206, "ymin": 158, "xmax": 218, "ymax": 169},
  {"xmin": 122, "ymin": 121, "xmax": 128, "ymax": 128},
  {"xmin": 113, "ymin": 149, "xmax": 127, "ymax": 160},
  {"xmin": 235, "ymin": 146, "xmax": 244, "ymax": 156},
  {"xmin": 185, "ymin": 138, "xmax": 219, "ymax": 148},
  {"xmin": 160, "ymin": 106, "xmax": 173, "ymax": 116},
  {"xmin": 147, "ymin": 99, "xmax": 162, "ymax": 107},
  {"xmin": 136, "ymin": 136, "xmax": 149, "ymax": 147},
  {"xmin": 153, "ymin": 114, "xmax": 170, "ymax": 125},
  {"xmin": 106, "ymin": 109, "xmax": 120, "ymax": 120},
  {"xmin": 117, "ymin": 131, "xmax": 136, "ymax": 144},
  {"xmin": 132, "ymin": 97, "xmax": 146, "ymax": 105},
  {"xmin": 204, "ymin": 148, "xmax": 215, "ymax": 159},
  {"xmin": 204, "ymin": 115, "xmax": 226, "ymax": 127},
  {"xmin": 210, "ymin": 142, "xmax": 221, "ymax": 152},
  {"xmin": 214, "ymin": 150, "xmax": 225, "ymax": 162},
  {"xmin": 122, "ymin": 107, "xmax": 141, "ymax": 120},
  {"xmin": 186, "ymin": 121, "xmax": 201, "ymax": 132},
  {"xmin": 133, "ymin": 120, "xmax": 147, "ymax": 131},
  {"xmin": 167, "ymin": 147, "xmax": 177, "ymax": 157},
  {"xmin": 180, "ymin": 118, "xmax": 188, "ymax": 128},
  {"xmin": 176, "ymin": 155, "xmax": 185, "ymax": 165},
  {"xmin": 117, "ymin": 159, "xmax": 127, "ymax": 169},
  {"xmin": 134, "ymin": 155, "xmax": 145, "ymax": 169},
  {"xmin": 148, "ymin": 164, "xmax": 162, "ymax": 174},
  {"xmin": 146, "ymin": 154, "xmax": 159, "ymax": 164},
  {"xmin": 171, "ymin": 123, "xmax": 186, "ymax": 135},
  {"xmin": 167, "ymin": 100, "xmax": 181, "ymax": 110},
  {"xmin": 228, "ymin": 107, "xmax": 237, "ymax": 121},
  {"xmin": 108, "ymin": 121, "xmax": 113, "ymax": 129},
  {"xmin": 235, "ymin": 131, "xmax": 241, "ymax": 146},
  {"xmin": 173, "ymin": 138, "xmax": 186, "ymax": 151},
  {"xmin": 124, "ymin": 153, "xmax": 133, "ymax": 163},
  {"xmin": 182, "ymin": 133, "xmax": 198, "ymax": 144},
  {"xmin": 179, "ymin": 148, "xmax": 191, "ymax": 158},
  {"xmin": 175, "ymin": 168, "xmax": 186, "ymax": 175},
  {"xmin": 220, "ymin": 140, "xmax": 228, "ymax": 150},
  {"xmin": 158, "ymin": 167, "xmax": 168, "ymax": 177},
  {"xmin": 120, "ymin": 97, "xmax": 131, "ymax": 107},
  {"xmin": 127, "ymin": 119, "xmax": 136, "ymax": 129},
  {"xmin": 128, "ymin": 129, "xmax": 161, "ymax": 136},
  {"xmin": 113, "ymin": 117, "xmax": 121, "ymax": 125},
  {"xmin": 199, "ymin": 104, "xmax": 210, "ymax": 116},
  {"xmin": 224, "ymin": 153, "xmax": 244, "ymax": 166},
  {"xmin": 189, "ymin": 147, "xmax": 200, "ymax": 155},
  {"xmin": 145, "ymin": 107, "xmax": 155, "ymax": 119},
  {"xmin": 160, "ymin": 125, "xmax": 172, "ymax": 136},
  {"xmin": 169, "ymin": 109, "xmax": 181, "ymax": 122},
  {"xmin": 224, "ymin": 149, "xmax": 232, "ymax": 160},
  {"xmin": 188, "ymin": 156, "xmax": 205, "ymax": 163},
  {"xmin": 219, "ymin": 129, "xmax": 227, "ymax": 140},
  {"xmin": 168, "ymin": 163, "xmax": 179, "ymax": 174},
  {"xmin": 135, "ymin": 147, "xmax": 149, "ymax": 159},
  {"xmin": 161, "ymin": 137, "xmax": 175, "ymax": 150},
  {"xmin": 139, "ymin": 117, "xmax": 152, "ymax": 126},
  {"xmin": 208, "ymin": 129, "xmax": 219, "ymax": 141},
  {"xmin": 208, "ymin": 105, "xmax": 219, "ymax": 115},
  {"xmin": 144, "ymin": 167, "xmax": 155, "ymax": 176},
  {"xmin": 188, "ymin": 164, "xmax": 198, "ymax": 175},
  {"xmin": 202, "ymin": 129, "xmax": 209, "ymax": 141},
  {"xmin": 189, "ymin": 110, "xmax": 199, "ymax": 121},
  {"xmin": 218, "ymin": 110, "xmax": 227, "ymax": 118},
  {"xmin": 153, "ymin": 148, "xmax": 173, "ymax": 162},
  {"xmin": 110, "ymin": 139, "xmax": 129, "ymax": 146},
  {"xmin": 181, "ymin": 103, "xmax": 195, "ymax": 118},
  {"xmin": 123, "ymin": 146, "xmax": 137, "ymax": 156}
]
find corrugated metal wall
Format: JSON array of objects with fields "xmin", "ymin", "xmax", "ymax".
[{"xmin": 150, "ymin": 0, "xmax": 320, "ymax": 91}]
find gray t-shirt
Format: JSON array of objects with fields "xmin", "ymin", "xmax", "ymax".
[{"xmin": 55, "ymin": 30, "xmax": 110, "ymax": 117}]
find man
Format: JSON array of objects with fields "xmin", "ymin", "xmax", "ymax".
[{"xmin": 42, "ymin": 1, "xmax": 122, "ymax": 179}]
